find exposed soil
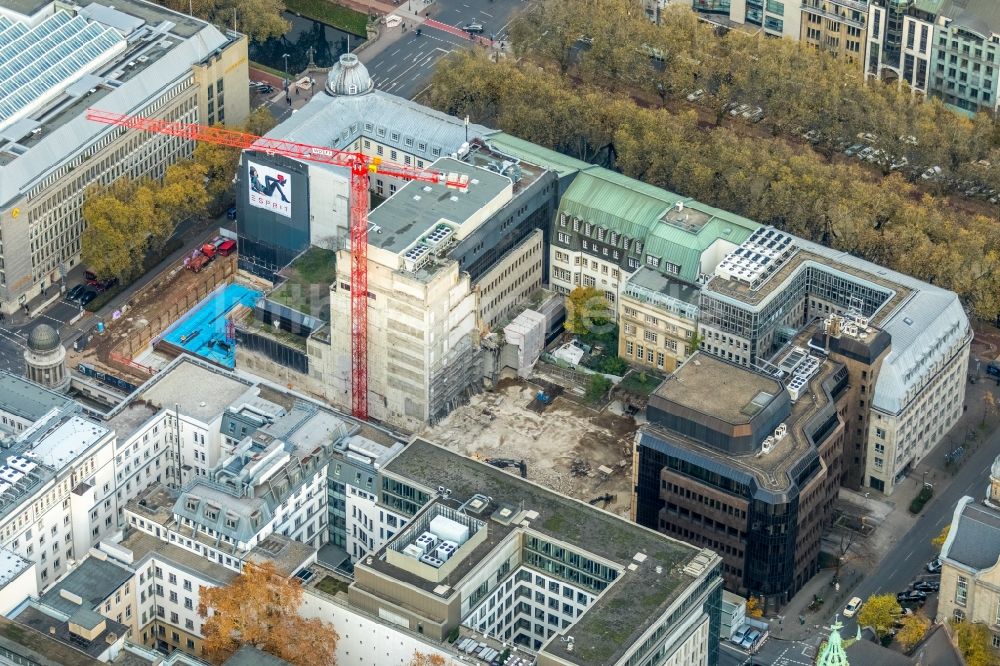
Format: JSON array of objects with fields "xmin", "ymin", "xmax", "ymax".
[{"xmin": 421, "ymin": 381, "xmax": 637, "ymax": 517}]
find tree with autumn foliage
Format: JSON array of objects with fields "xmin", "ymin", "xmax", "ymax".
[
  {"xmin": 932, "ymin": 525, "xmax": 950, "ymax": 551},
  {"xmin": 745, "ymin": 596, "xmax": 763, "ymax": 618},
  {"xmin": 410, "ymin": 651, "xmax": 447, "ymax": 666},
  {"xmin": 199, "ymin": 561, "xmax": 339, "ymax": 666}
]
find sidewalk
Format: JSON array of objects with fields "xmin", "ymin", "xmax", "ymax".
[{"xmin": 770, "ymin": 352, "xmax": 997, "ymax": 641}]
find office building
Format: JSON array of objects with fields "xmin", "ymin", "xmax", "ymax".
[
  {"xmin": 928, "ymin": 0, "xmax": 1000, "ymax": 113},
  {"xmin": 697, "ymin": 226, "xmax": 969, "ymax": 495},
  {"xmin": 235, "ymin": 53, "xmax": 494, "ymax": 281},
  {"xmin": 865, "ymin": 0, "xmax": 936, "ymax": 92},
  {"xmin": 801, "ymin": 0, "xmax": 869, "ymax": 62},
  {"xmin": 618, "ymin": 268, "xmax": 700, "ymax": 373},
  {"xmin": 549, "ymin": 169, "xmax": 759, "ymax": 310},
  {"xmin": 351, "ymin": 438, "xmax": 724, "ymax": 666},
  {"xmin": 0, "ymin": 374, "xmax": 117, "ymax": 592},
  {"xmin": 0, "ymin": 0, "xmax": 248, "ymax": 313},
  {"xmin": 634, "ymin": 351, "xmax": 845, "ymax": 605},
  {"xmin": 938, "ymin": 457, "xmax": 1000, "ymax": 641}
]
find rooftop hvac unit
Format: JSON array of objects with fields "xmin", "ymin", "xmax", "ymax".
[
  {"xmin": 430, "ymin": 514, "xmax": 469, "ymax": 545},
  {"xmin": 403, "ymin": 544, "xmax": 424, "ymax": 559},
  {"xmin": 760, "ymin": 436, "xmax": 775, "ymax": 454},
  {"xmin": 415, "ymin": 532, "xmax": 438, "ymax": 554},
  {"xmin": 420, "ymin": 554, "xmax": 444, "ymax": 568},
  {"xmin": 435, "ymin": 541, "xmax": 458, "ymax": 562}
]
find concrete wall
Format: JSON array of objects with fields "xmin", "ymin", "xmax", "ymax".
[{"xmin": 299, "ymin": 588, "xmax": 460, "ymax": 666}]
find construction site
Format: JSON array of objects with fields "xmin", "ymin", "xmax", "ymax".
[{"xmin": 421, "ymin": 378, "xmax": 639, "ymax": 518}]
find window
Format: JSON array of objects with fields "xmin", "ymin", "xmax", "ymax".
[
  {"xmin": 875, "ymin": 428, "xmax": 886, "ymax": 439},
  {"xmin": 956, "ymin": 575, "xmax": 968, "ymax": 606},
  {"xmin": 626, "ymin": 341, "xmax": 634, "ymax": 356},
  {"xmin": 644, "ymin": 330, "xmax": 657, "ymax": 344},
  {"xmin": 557, "ymin": 232, "xmax": 571, "ymax": 244},
  {"xmin": 645, "ymin": 255, "xmax": 660, "ymax": 268}
]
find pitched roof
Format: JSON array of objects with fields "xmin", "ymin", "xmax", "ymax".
[
  {"xmin": 943, "ymin": 498, "xmax": 1000, "ymax": 571},
  {"xmin": 558, "ymin": 167, "xmax": 759, "ymax": 282},
  {"xmin": 485, "ymin": 133, "xmax": 591, "ymax": 177}
]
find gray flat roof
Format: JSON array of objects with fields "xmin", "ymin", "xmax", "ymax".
[
  {"xmin": 383, "ymin": 439, "xmax": 706, "ymax": 666},
  {"xmin": 626, "ymin": 266, "xmax": 700, "ymax": 304},
  {"xmin": 0, "ymin": 0, "xmax": 50, "ymax": 16},
  {"xmin": 140, "ymin": 357, "xmax": 255, "ymax": 423},
  {"xmin": 224, "ymin": 646, "xmax": 291, "ymax": 666},
  {"xmin": 368, "ymin": 157, "xmax": 512, "ymax": 255},
  {"xmin": 0, "ymin": 372, "xmax": 71, "ymax": 421},
  {"xmin": 40, "ymin": 556, "xmax": 132, "ymax": 615},
  {"xmin": 14, "ymin": 605, "xmax": 127, "ymax": 661},
  {"xmin": 0, "ymin": 616, "xmax": 104, "ymax": 666},
  {"xmin": 654, "ymin": 353, "xmax": 781, "ymax": 425},
  {"xmin": 105, "ymin": 401, "xmax": 160, "ymax": 442}
]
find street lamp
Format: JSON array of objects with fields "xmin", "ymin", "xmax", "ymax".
[{"xmin": 281, "ymin": 53, "xmax": 291, "ymax": 90}]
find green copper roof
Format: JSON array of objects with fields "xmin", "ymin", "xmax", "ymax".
[
  {"xmin": 486, "ymin": 133, "xmax": 591, "ymax": 177},
  {"xmin": 559, "ymin": 167, "xmax": 760, "ymax": 282}
]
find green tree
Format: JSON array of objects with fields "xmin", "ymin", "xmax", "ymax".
[
  {"xmin": 82, "ymin": 179, "xmax": 160, "ymax": 281},
  {"xmin": 932, "ymin": 525, "xmax": 950, "ymax": 551},
  {"xmin": 896, "ymin": 613, "xmax": 930, "ymax": 652},
  {"xmin": 953, "ymin": 620, "xmax": 1000, "ymax": 666},
  {"xmin": 156, "ymin": 0, "xmax": 288, "ymax": 41},
  {"xmin": 564, "ymin": 286, "xmax": 612, "ymax": 336},
  {"xmin": 857, "ymin": 594, "xmax": 901, "ymax": 641},
  {"xmin": 585, "ymin": 373, "xmax": 612, "ymax": 402}
]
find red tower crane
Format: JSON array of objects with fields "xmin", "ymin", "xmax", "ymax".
[{"xmin": 85, "ymin": 109, "xmax": 469, "ymax": 420}]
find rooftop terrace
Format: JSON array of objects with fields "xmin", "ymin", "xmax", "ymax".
[{"xmin": 382, "ymin": 439, "xmax": 708, "ymax": 666}]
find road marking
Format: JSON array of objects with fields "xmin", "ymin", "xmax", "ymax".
[
  {"xmin": 390, "ymin": 48, "xmax": 401, "ymax": 56},
  {"xmin": 903, "ymin": 550, "xmax": 913, "ymax": 561},
  {"xmin": 386, "ymin": 63, "xmax": 398, "ymax": 72},
  {"xmin": 481, "ymin": 11, "xmax": 493, "ymax": 17}
]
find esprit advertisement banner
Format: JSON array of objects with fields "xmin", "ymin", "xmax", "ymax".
[{"xmin": 248, "ymin": 160, "xmax": 292, "ymax": 218}]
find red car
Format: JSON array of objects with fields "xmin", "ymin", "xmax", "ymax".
[{"xmin": 216, "ymin": 239, "xmax": 237, "ymax": 256}]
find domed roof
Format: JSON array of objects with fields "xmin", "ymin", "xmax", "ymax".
[
  {"xmin": 325, "ymin": 53, "xmax": 373, "ymax": 97},
  {"xmin": 27, "ymin": 323, "xmax": 60, "ymax": 353}
]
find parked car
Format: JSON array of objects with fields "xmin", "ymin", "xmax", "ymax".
[
  {"xmin": 857, "ymin": 132, "xmax": 878, "ymax": 144},
  {"xmin": 921, "ymin": 166, "xmax": 943, "ymax": 180},
  {"xmin": 686, "ymin": 89, "xmax": 705, "ymax": 102},
  {"xmin": 897, "ymin": 590, "xmax": 928, "ymax": 603},
  {"xmin": 78, "ymin": 290, "xmax": 98, "ymax": 306},
  {"xmin": 743, "ymin": 106, "xmax": 764, "ymax": 122},
  {"xmin": 67, "ymin": 284, "xmax": 86, "ymax": 301},
  {"xmin": 803, "ymin": 129, "xmax": 821, "ymax": 143},
  {"xmin": 890, "ymin": 156, "xmax": 910, "ymax": 171},
  {"xmin": 857, "ymin": 146, "xmax": 876, "ymax": 161},
  {"xmin": 226, "ymin": 206, "xmax": 237, "ymax": 220},
  {"xmin": 729, "ymin": 103, "xmax": 751, "ymax": 117},
  {"xmin": 731, "ymin": 626, "xmax": 748, "ymax": 645},
  {"xmin": 741, "ymin": 629, "xmax": 761, "ymax": 650},
  {"xmin": 927, "ymin": 557, "xmax": 942, "ymax": 573},
  {"xmin": 913, "ymin": 580, "xmax": 939, "ymax": 592},
  {"xmin": 844, "ymin": 143, "xmax": 864, "ymax": 157},
  {"xmin": 843, "ymin": 597, "xmax": 863, "ymax": 618}
]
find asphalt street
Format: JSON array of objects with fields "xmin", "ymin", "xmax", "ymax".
[
  {"xmin": 833, "ymin": 417, "xmax": 1000, "ymax": 636},
  {"xmin": 364, "ymin": 0, "xmax": 527, "ymax": 99}
]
